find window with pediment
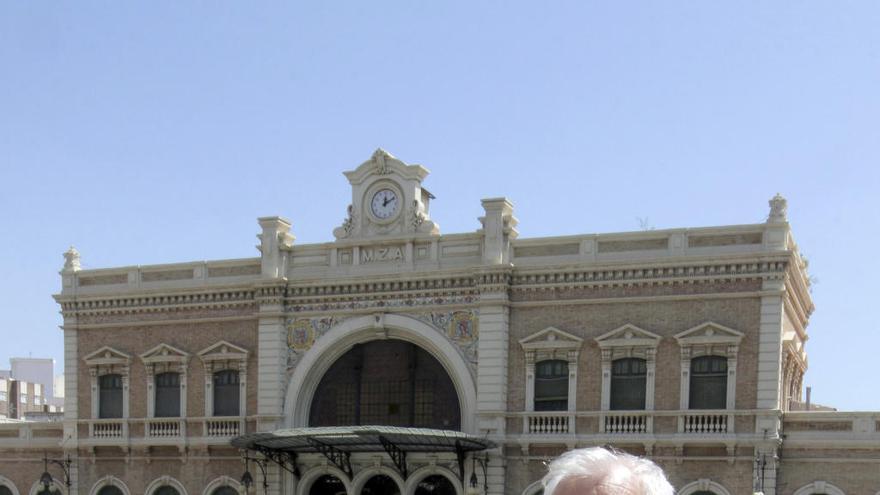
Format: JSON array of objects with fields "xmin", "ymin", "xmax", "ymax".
[
  {"xmin": 140, "ymin": 343, "xmax": 189, "ymax": 418},
  {"xmin": 519, "ymin": 327, "xmax": 583, "ymax": 412},
  {"xmin": 198, "ymin": 341, "xmax": 248, "ymax": 417},
  {"xmin": 84, "ymin": 346, "xmax": 131, "ymax": 420},
  {"xmin": 675, "ymin": 322, "xmax": 743, "ymax": 410},
  {"xmin": 596, "ymin": 324, "xmax": 660, "ymax": 411}
]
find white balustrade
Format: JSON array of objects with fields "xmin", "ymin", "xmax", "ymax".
[
  {"xmin": 681, "ymin": 412, "xmax": 729, "ymax": 434},
  {"xmin": 205, "ymin": 418, "xmax": 241, "ymax": 437},
  {"xmin": 146, "ymin": 419, "xmax": 182, "ymax": 438},
  {"xmin": 525, "ymin": 413, "xmax": 571, "ymax": 434},
  {"xmin": 90, "ymin": 420, "xmax": 125, "ymax": 439},
  {"xmin": 603, "ymin": 413, "xmax": 650, "ymax": 434}
]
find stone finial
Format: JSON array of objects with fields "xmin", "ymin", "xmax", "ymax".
[
  {"xmin": 62, "ymin": 246, "xmax": 81, "ymax": 272},
  {"xmin": 768, "ymin": 193, "xmax": 787, "ymax": 223}
]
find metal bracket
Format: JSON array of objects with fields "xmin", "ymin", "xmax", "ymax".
[
  {"xmin": 454, "ymin": 440, "xmax": 466, "ymax": 484},
  {"xmin": 378, "ymin": 435, "xmax": 407, "ymax": 480},
  {"xmin": 308, "ymin": 437, "xmax": 353, "ymax": 479},
  {"xmin": 256, "ymin": 447, "xmax": 300, "ymax": 478}
]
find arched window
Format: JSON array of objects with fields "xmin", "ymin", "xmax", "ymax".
[
  {"xmin": 209, "ymin": 488, "xmax": 237, "ymax": 495},
  {"xmin": 689, "ymin": 356, "xmax": 728, "ymax": 409},
  {"xmin": 213, "ymin": 370, "xmax": 240, "ymax": 417},
  {"xmin": 99, "ymin": 374, "xmax": 123, "ymax": 418},
  {"xmin": 153, "ymin": 487, "xmax": 180, "ymax": 495},
  {"xmin": 534, "ymin": 360, "xmax": 568, "ymax": 411},
  {"xmin": 97, "ymin": 487, "xmax": 124, "ymax": 495},
  {"xmin": 610, "ymin": 358, "xmax": 647, "ymax": 410},
  {"xmin": 414, "ymin": 475, "xmax": 456, "ymax": 495},
  {"xmin": 155, "ymin": 372, "xmax": 181, "ymax": 417},
  {"xmin": 362, "ymin": 475, "xmax": 400, "ymax": 495},
  {"xmin": 0, "ymin": 485, "xmax": 13, "ymax": 495},
  {"xmin": 309, "ymin": 340, "xmax": 460, "ymax": 429},
  {"xmin": 309, "ymin": 475, "xmax": 345, "ymax": 495}
]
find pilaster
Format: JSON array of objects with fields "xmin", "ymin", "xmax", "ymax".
[{"xmin": 757, "ymin": 279, "xmax": 784, "ymax": 410}]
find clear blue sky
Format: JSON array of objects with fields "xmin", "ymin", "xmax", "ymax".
[{"xmin": 1, "ymin": 2, "xmax": 878, "ymax": 409}]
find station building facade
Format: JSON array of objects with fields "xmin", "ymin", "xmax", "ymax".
[{"xmin": 0, "ymin": 150, "xmax": 878, "ymax": 495}]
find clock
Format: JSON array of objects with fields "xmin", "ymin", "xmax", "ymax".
[{"xmin": 370, "ymin": 188, "xmax": 400, "ymax": 220}]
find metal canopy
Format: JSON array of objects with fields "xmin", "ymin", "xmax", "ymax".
[{"xmin": 232, "ymin": 426, "xmax": 496, "ymax": 482}]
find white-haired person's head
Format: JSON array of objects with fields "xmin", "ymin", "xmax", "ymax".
[{"xmin": 542, "ymin": 447, "xmax": 674, "ymax": 495}]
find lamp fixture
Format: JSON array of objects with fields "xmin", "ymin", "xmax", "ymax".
[{"xmin": 40, "ymin": 452, "xmax": 73, "ymax": 490}]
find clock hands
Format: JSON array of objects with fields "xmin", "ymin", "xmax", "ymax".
[{"xmin": 382, "ymin": 194, "xmax": 395, "ymax": 207}]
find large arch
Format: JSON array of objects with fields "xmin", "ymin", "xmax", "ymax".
[
  {"xmin": 295, "ymin": 466, "xmax": 352, "ymax": 495},
  {"xmin": 201, "ymin": 476, "xmax": 243, "ymax": 495},
  {"xmin": 284, "ymin": 313, "xmax": 477, "ymax": 432},
  {"xmin": 0, "ymin": 475, "xmax": 20, "ymax": 495},
  {"xmin": 144, "ymin": 476, "xmax": 188, "ymax": 495},
  {"xmin": 351, "ymin": 466, "xmax": 406, "ymax": 495},
  {"xmin": 404, "ymin": 466, "xmax": 463, "ymax": 495},
  {"xmin": 677, "ymin": 479, "xmax": 732, "ymax": 495},
  {"xmin": 88, "ymin": 476, "xmax": 131, "ymax": 495},
  {"xmin": 793, "ymin": 481, "xmax": 846, "ymax": 495}
]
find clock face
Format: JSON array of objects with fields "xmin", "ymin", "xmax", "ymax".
[{"xmin": 370, "ymin": 188, "xmax": 400, "ymax": 220}]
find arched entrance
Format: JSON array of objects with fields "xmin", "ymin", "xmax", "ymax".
[
  {"xmin": 284, "ymin": 314, "xmax": 477, "ymax": 432},
  {"xmin": 309, "ymin": 340, "xmax": 461, "ymax": 429}
]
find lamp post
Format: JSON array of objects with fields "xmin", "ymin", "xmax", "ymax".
[
  {"xmin": 40, "ymin": 453, "xmax": 72, "ymax": 491},
  {"xmin": 240, "ymin": 453, "xmax": 269, "ymax": 494}
]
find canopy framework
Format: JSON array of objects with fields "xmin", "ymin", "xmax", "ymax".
[{"xmin": 232, "ymin": 426, "xmax": 496, "ymax": 483}]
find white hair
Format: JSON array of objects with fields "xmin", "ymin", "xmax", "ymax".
[{"xmin": 542, "ymin": 447, "xmax": 674, "ymax": 495}]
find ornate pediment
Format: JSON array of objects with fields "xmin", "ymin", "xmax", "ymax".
[
  {"xmin": 140, "ymin": 343, "xmax": 190, "ymax": 364},
  {"xmin": 596, "ymin": 324, "xmax": 661, "ymax": 348},
  {"xmin": 674, "ymin": 321, "xmax": 743, "ymax": 346},
  {"xmin": 519, "ymin": 326, "xmax": 583, "ymax": 351},
  {"xmin": 333, "ymin": 149, "xmax": 439, "ymax": 240},
  {"xmin": 198, "ymin": 340, "xmax": 248, "ymax": 361},
  {"xmin": 83, "ymin": 346, "xmax": 131, "ymax": 366}
]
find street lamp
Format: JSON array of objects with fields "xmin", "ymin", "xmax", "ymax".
[
  {"xmin": 40, "ymin": 453, "xmax": 72, "ymax": 491},
  {"xmin": 240, "ymin": 453, "xmax": 269, "ymax": 494},
  {"xmin": 469, "ymin": 453, "xmax": 488, "ymax": 495}
]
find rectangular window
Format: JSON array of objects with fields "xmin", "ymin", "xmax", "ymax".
[
  {"xmin": 689, "ymin": 356, "xmax": 728, "ymax": 409},
  {"xmin": 154, "ymin": 372, "xmax": 181, "ymax": 417},
  {"xmin": 99, "ymin": 374, "xmax": 123, "ymax": 418},
  {"xmin": 534, "ymin": 360, "xmax": 569, "ymax": 411},
  {"xmin": 610, "ymin": 358, "xmax": 647, "ymax": 410},
  {"xmin": 20, "ymin": 393, "xmax": 27, "ymax": 404},
  {"xmin": 213, "ymin": 370, "xmax": 240, "ymax": 417}
]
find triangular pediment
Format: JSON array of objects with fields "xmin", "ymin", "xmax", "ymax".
[
  {"xmin": 198, "ymin": 340, "xmax": 249, "ymax": 360},
  {"xmin": 140, "ymin": 343, "xmax": 190, "ymax": 363},
  {"xmin": 596, "ymin": 324, "xmax": 661, "ymax": 348},
  {"xmin": 519, "ymin": 326, "xmax": 583, "ymax": 350},
  {"xmin": 83, "ymin": 346, "xmax": 130, "ymax": 365},
  {"xmin": 675, "ymin": 321, "xmax": 743, "ymax": 345},
  {"xmin": 343, "ymin": 148, "xmax": 430, "ymax": 185}
]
